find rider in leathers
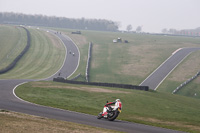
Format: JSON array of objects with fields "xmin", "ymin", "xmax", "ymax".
[{"xmin": 102, "ymin": 99, "xmax": 121, "ymax": 118}]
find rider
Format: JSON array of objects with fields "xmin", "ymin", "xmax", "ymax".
[{"xmin": 102, "ymin": 99, "xmax": 122, "ymax": 118}]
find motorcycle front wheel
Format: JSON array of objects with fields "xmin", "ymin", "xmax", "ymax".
[{"xmin": 97, "ymin": 112, "xmax": 103, "ymax": 119}]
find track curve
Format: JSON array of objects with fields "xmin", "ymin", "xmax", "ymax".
[
  {"xmin": 44, "ymin": 29, "xmax": 80, "ymax": 80},
  {"xmin": 0, "ymin": 28, "xmax": 185, "ymax": 133}
]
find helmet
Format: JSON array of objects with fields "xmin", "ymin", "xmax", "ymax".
[{"xmin": 116, "ymin": 99, "xmax": 120, "ymax": 102}]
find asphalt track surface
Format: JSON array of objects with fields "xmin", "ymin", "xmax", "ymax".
[
  {"xmin": 0, "ymin": 29, "xmax": 185, "ymax": 133},
  {"xmin": 44, "ymin": 29, "xmax": 80, "ymax": 80},
  {"xmin": 140, "ymin": 47, "xmax": 200, "ymax": 90}
]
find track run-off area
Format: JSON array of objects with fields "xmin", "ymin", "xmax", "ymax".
[{"xmin": 1, "ymin": 26, "xmax": 199, "ymax": 132}]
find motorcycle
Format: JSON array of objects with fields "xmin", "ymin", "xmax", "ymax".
[{"xmin": 97, "ymin": 99, "xmax": 122, "ymax": 121}]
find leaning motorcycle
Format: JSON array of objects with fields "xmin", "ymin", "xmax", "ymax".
[{"xmin": 97, "ymin": 99, "xmax": 122, "ymax": 121}]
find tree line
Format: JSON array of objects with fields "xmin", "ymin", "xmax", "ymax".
[
  {"xmin": 0, "ymin": 12, "xmax": 119, "ymax": 31},
  {"xmin": 126, "ymin": 24, "xmax": 143, "ymax": 33},
  {"xmin": 162, "ymin": 27, "xmax": 200, "ymax": 36}
]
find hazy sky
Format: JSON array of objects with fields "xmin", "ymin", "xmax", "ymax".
[{"xmin": 0, "ymin": 0, "xmax": 199, "ymax": 32}]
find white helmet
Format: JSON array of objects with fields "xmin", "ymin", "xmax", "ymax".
[{"xmin": 116, "ymin": 99, "xmax": 120, "ymax": 102}]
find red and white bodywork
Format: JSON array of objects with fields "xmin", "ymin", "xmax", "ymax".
[{"xmin": 102, "ymin": 99, "xmax": 122, "ymax": 118}]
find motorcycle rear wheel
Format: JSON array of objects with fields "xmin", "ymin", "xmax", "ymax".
[{"xmin": 107, "ymin": 110, "xmax": 119, "ymax": 121}]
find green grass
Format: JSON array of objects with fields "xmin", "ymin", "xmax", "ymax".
[
  {"xmin": 0, "ymin": 27, "xmax": 65, "ymax": 79},
  {"xmin": 15, "ymin": 81, "xmax": 200, "ymax": 133},
  {"xmin": 0, "ymin": 25, "xmax": 27, "ymax": 70}
]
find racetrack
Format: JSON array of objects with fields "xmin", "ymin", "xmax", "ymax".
[
  {"xmin": 44, "ymin": 30, "xmax": 80, "ymax": 80},
  {"xmin": 0, "ymin": 28, "xmax": 186, "ymax": 133}
]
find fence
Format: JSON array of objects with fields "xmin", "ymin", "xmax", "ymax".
[
  {"xmin": 86, "ymin": 42, "xmax": 92, "ymax": 82},
  {"xmin": 70, "ymin": 73, "xmax": 81, "ymax": 81},
  {"xmin": 172, "ymin": 70, "xmax": 200, "ymax": 94},
  {"xmin": 53, "ymin": 77, "xmax": 149, "ymax": 91}
]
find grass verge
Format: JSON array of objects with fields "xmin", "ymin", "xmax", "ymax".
[
  {"xmin": 0, "ymin": 109, "xmax": 119, "ymax": 133},
  {"xmin": 0, "ymin": 25, "xmax": 27, "ymax": 70},
  {"xmin": 15, "ymin": 81, "xmax": 200, "ymax": 133}
]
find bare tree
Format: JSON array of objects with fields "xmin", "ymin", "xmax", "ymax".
[
  {"xmin": 126, "ymin": 24, "xmax": 132, "ymax": 32},
  {"xmin": 136, "ymin": 26, "xmax": 142, "ymax": 33},
  {"xmin": 169, "ymin": 28, "xmax": 177, "ymax": 34},
  {"xmin": 162, "ymin": 28, "xmax": 168, "ymax": 33}
]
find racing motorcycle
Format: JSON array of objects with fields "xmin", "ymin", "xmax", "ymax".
[{"xmin": 97, "ymin": 99, "xmax": 122, "ymax": 121}]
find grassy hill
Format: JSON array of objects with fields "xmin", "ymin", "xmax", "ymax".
[
  {"xmin": 0, "ymin": 26, "xmax": 65, "ymax": 79},
  {"xmin": 0, "ymin": 25, "xmax": 27, "ymax": 70}
]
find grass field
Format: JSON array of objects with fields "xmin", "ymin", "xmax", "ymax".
[
  {"xmin": 0, "ymin": 109, "xmax": 119, "ymax": 133},
  {"xmin": 0, "ymin": 27, "xmax": 65, "ymax": 79},
  {"xmin": 0, "ymin": 25, "xmax": 27, "ymax": 70},
  {"xmin": 15, "ymin": 81, "xmax": 200, "ymax": 133}
]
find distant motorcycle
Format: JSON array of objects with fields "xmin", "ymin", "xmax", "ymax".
[{"xmin": 97, "ymin": 99, "xmax": 122, "ymax": 121}]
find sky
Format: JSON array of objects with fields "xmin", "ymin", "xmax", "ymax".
[{"xmin": 0, "ymin": 0, "xmax": 200, "ymax": 33}]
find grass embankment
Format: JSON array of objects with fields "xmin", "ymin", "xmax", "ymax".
[
  {"xmin": 0, "ymin": 25, "xmax": 27, "ymax": 70},
  {"xmin": 0, "ymin": 28, "xmax": 65, "ymax": 79},
  {"xmin": 16, "ymin": 81, "xmax": 200, "ymax": 133},
  {"xmin": 0, "ymin": 110, "xmax": 119, "ymax": 133}
]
